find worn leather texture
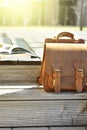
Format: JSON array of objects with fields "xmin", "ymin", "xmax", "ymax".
[
  {"xmin": 38, "ymin": 32, "xmax": 85, "ymax": 92},
  {"xmin": 44, "ymin": 43, "xmax": 87, "ymax": 92}
]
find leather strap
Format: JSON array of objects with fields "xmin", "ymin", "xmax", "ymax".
[
  {"xmin": 74, "ymin": 61, "xmax": 84, "ymax": 92},
  {"xmin": 76, "ymin": 69, "xmax": 84, "ymax": 92},
  {"xmin": 52, "ymin": 69, "xmax": 61, "ymax": 92}
]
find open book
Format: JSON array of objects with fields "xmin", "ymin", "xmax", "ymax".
[{"xmin": 0, "ymin": 38, "xmax": 38, "ymax": 58}]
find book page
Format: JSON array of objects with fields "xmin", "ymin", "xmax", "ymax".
[
  {"xmin": 0, "ymin": 43, "xmax": 11, "ymax": 54},
  {"xmin": 0, "ymin": 37, "xmax": 40, "ymax": 59},
  {"xmin": 11, "ymin": 38, "xmax": 37, "ymax": 56},
  {"xmin": 0, "ymin": 53, "xmax": 40, "ymax": 61}
]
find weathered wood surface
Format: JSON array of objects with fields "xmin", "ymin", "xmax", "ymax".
[
  {"xmin": 0, "ymin": 127, "xmax": 87, "ymax": 130},
  {"xmin": 7, "ymin": 128, "xmax": 87, "ymax": 130},
  {"xmin": 50, "ymin": 128, "xmax": 87, "ymax": 130},
  {"xmin": 1, "ymin": 127, "xmax": 87, "ymax": 130},
  {"xmin": 0, "ymin": 65, "xmax": 41, "ymax": 85},
  {"xmin": 0, "ymin": 88, "xmax": 86, "ymax": 127},
  {"xmin": 0, "ymin": 88, "xmax": 87, "ymax": 100}
]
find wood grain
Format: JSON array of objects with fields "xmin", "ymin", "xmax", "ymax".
[
  {"xmin": 13, "ymin": 128, "xmax": 48, "ymax": 130},
  {"xmin": 0, "ymin": 88, "xmax": 86, "ymax": 127},
  {"xmin": 50, "ymin": 127, "xmax": 87, "ymax": 130},
  {"xmin": 0, "ymin": 100, "xmax": 86, "ymax": 127},
  {"xmin": 0, "ymin": 88, "xmax": 87, "ymax": 100},
  {"xmin": 0, "ymin": 65, "xmax": 41, "ymax": 85}
]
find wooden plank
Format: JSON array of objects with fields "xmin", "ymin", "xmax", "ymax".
[
  {"xmin": 0, "ymin": 88, "xmax": 87, "ymax": 100},
  {"xmin": 0, "ymin": 88, "xmax": 86, "ymax": 127},
  {"xmin": 0, "ymin": 129, "xmax": 11, "ymax": 130},
  {"xmin": 13, "ymin": 128, "xmax": 48, "ymax": 130},
  {"xmin": 50, "ymin": 127, "xmax": 87, "ymax": 130},
  {"xmin": 0, "ymin": 100, "xmax": 86, "ymax": 127},
  {"xmin": 0, "ymin": 65, "xmax": 41, "ymax": 85},
  {"xmin": 11, "ymin": 127, "xmax": 87, "ymax": 130}
]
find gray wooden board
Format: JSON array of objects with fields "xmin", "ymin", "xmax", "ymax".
[
  {"xmin": 0, "ymin": 88, "xmax": 87, "ymax": 100},
  {"xmin": 0, "ymin": 65, "xmax": 41, "ymax": 85},
  {"xmin": 50, "ymin": 127, "xmax": 87, "ymax": 130},
  {"xmin": 13, "ymin": 128, "xmax": 48, "ymax": 130},
  {"xmin": 0, "ymin": 129, "xmax": 11, "ymax": 130},
  {"xmin": 12, "ymin": 128, "xmax": 87, "ymax": 130},
  {"xmin": 0, "ymin": 88, "xmax": 87, "ymax": 127},
  {"xmin": 0, "ymin": 98, "xmax": 86, "ymax": 127}
]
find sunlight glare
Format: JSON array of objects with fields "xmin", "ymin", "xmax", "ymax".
[{"xmin": 0, "ymin": 0, "xmax": 44, "ymax": 26}]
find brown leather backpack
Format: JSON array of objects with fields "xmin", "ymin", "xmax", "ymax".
[{"xmin": 38, "ymin": 32, "xmax": 86, "ymax": 92}]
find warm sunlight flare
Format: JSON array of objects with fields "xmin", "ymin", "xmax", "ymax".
[
  {"xmin": 0, "ymin": 0, "xmax": 86, "ymax": 28},
  {"xmin": 0, "ymin": 0, "xmax": 42, "ymax": 26},
  {"xmin": 3, "ymin": 0, "xmax": 31, "ymax": 6}
]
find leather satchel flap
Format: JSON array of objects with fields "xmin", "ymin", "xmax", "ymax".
[{"xmin": 45, "ymin": 43, "xmax": 87, "ymax": 76}]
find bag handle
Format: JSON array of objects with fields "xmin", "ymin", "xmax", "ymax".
[{"xmin": 57, "ymin": 32, "xmax": 74, "ymax": 39}]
